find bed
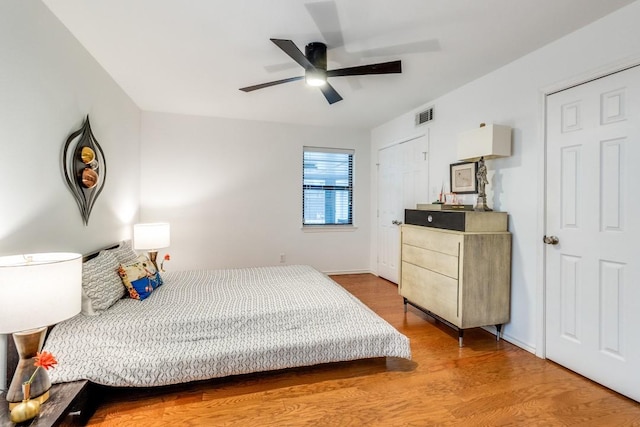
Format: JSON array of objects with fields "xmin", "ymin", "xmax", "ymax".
[{"xmin": 42, "ymin": 246, "xmax": 411, "ymax": 388}]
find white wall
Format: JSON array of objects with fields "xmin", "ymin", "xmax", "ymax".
[
  {"xmin": 370, "ymin": 1, "xmax": 640, "ymax": 353},
  {"xmin": 140, "ymin": 112, "xmax": 370, "ymax": 274},
  {"xmin": 0, "ymin": 1, "xmax": 141, "ymax": 390}
]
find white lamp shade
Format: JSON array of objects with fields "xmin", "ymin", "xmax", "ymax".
[
  {"xmin": 133, "ymin": 222, "xmax": 171, "ymax": 250},
  {"xmin": 0, "ymin": 252, "xmax": 82, "ymax": 333},
  {"xmin": 457, "ymin": 124, "xmax": 512, "ymax": 162}
]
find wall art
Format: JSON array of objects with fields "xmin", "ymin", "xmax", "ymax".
[
  {"xmin": 450, "ymin": 161, "xmax": 478, "ymax": 194},
  {"xmin": 62, "ymin": 116, "xmax": 106, "ymax": 225}
]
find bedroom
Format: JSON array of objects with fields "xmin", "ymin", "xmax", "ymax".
[{"xmin": 1, "ymin": 0, "xmax": 640, "ymax": 424}]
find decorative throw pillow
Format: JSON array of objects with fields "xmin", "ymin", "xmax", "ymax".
[
  {"xmin": 118, "ymin": 255, "xmax": 163, "ymax": 300},
  {"xmin": 107, "ymin": 240, "xmax": 139, "ymax": 265},
  {"xmin": 81, "ymin": 250, "xmax": 125, "ymax": 315}
]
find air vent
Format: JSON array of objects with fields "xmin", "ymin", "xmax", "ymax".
[{"xmin": 415, "ymin": 107, "xmax": 434, "ymax": 126}]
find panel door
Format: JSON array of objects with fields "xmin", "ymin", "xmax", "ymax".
[
  {"xmin": 545, "ymin": 65, "xmax": 640, "ymax": 402},
  {"xmin": 377, "ymin": 135, "xmax": 428, "ymax": 283}
]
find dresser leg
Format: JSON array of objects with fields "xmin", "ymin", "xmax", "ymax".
[
  {"xmin": 403, "ymin": 298, "xmax": 408, "ymax": 313},
  {"xmin": 496, "ymin": 324, "xmax": 502, "ymax": 341},
  {"xmin": 458, "ymin": 329, "xmax": 464, "ymax": 347}
]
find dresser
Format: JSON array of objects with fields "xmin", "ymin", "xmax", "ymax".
[{"xmin": 400, "ymin": 209, "xmax": 511, "ymax": 346}]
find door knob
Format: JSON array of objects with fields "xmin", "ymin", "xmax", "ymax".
[
  {"xmin": 392, "ymin": 220, "xmax": 403, "ymax": 225},
  {"xmin": 543, "ymin": 235, "xmax": 559, "ymax": 245}
]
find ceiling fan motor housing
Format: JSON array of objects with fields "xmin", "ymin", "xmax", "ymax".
[{"xmin": 305, "ymin": 42, "xmax": 327, "ymax": 70}]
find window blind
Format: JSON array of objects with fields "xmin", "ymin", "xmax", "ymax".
[{"xmin": 302, "ymin": 147, "xmax": 354, "ymax": 226}]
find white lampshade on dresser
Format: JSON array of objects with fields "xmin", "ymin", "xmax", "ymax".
[{"xmin": 0, "ymin": 252, "xmax": 82, "ymax": 408}]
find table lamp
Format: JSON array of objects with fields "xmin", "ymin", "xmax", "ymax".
[
  {"xmin": 0, "ymin": 252, "xmax": 82, "ymax": 408},
  {"xmin": 457, "ymin": 123, "xmax": 512, "ymax": 211},
  {"xmin": 133, "ymin": 223, "xmax": 170, "ymax": 271}
]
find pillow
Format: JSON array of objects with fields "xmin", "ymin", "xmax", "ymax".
[
  {"xmin": 107, "ymin": 240, "xmax": 139, "ymax": 265},
  {"xmin": 118, "ymin": 255, "xmax": 163, "ymax": 301},
  {"xmin": 81, "ymin": 250, "xmax": 125, "ymax": 315}
]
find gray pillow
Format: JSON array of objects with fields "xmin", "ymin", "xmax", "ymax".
[
  {"xmin": 81, "ymin": 250, "xmax": 125, "ymax": 315},
  {"xmin": 108, "ymin": 240, "xmax": 139, "ymax": 265}
]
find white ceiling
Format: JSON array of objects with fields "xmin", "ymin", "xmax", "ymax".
[{"xmin": 43, "ymin": 0, "xmax": 634, "ymax": 129}]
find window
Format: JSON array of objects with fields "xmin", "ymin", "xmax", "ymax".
[{"xmin": 302, "ymin": 147, "xmax": 354, "ymax": 226}]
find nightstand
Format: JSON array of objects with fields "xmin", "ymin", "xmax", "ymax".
[{"xmin": 0, "ymin": 380, "xmax": 90, "ymax": 427}]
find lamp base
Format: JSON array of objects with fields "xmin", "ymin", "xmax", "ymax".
[
  {"xmin": 6, "ymin": 327, "xmax": 51, "ymax": 408},
  {"xmin": 474, "ymin": 194, "xmax": 493, "ymax": 212},
  {"xmin": 147, "ymin": 250, "xmax": 159, "ymax": 271}
]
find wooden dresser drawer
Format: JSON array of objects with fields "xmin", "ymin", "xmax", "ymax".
[
  {"xmin": 402, "ymin": 225, "xmax": 461, "ymax": 256},
  {"xmin": 401, "ymin": 262, "xmax": 459, "ymax": 323},
  {"xmin": 405, "ymin": 209, "xmax": 508, "ymax": 232},
  {"xmin": 402, "ymin": 244, "xmax": 459, "ymax": 279}
]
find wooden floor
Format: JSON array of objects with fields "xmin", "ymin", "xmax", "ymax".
[{"xmin": 82, "ymin": 274, "xmax": 640, "ymax": 426}]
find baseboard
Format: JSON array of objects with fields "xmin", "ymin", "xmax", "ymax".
[
  {"xmin": 481, "ymin": 326, "xmax": 537, "ymax": 355},
  {"xmin": 324, "ymin": 269, "xmax": 373, "ymax": 276}
]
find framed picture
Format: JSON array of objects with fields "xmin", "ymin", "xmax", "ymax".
[{"xmin": 450, "ymin": 161, "xmax": 478, "ymax": 194}]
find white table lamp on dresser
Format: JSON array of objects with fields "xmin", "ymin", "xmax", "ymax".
[
  {"xmin": 0, "ymin": 252, "xmax": 82, "ymax": 409},
  {"xmin": 457, "ymin": 123, "xmax": 512, "ymax": 211}
]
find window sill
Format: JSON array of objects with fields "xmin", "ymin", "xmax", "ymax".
[{"xmin": 301, "ymin": 225, "xmax": 358, "ymax": 233}]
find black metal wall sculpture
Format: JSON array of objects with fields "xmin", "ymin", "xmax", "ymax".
[{"xmin": 62, "ymin": 116, "xmax": 107, "ymax": 225}]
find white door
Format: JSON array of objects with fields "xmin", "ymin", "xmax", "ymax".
[
  {"xmin": 545, "ymin": 65, "xmax": 640, "ymax": 402},
  {"xmin": 378, "ymin": 135, "xmax": 428, "ymax": 283}
]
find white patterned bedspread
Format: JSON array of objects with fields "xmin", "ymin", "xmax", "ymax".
[{"xmin": 44, "ymin": 265, "xmax": 411, "ymax": 387}]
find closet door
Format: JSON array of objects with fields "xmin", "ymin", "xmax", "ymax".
[{"xmin": 377, "ymin": 135, "xmax": 428, "ymax": 283}]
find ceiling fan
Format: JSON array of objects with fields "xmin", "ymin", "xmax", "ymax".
[{"xmin": 239, "ymin": 38, "xmax": 402, "ymax": 104}]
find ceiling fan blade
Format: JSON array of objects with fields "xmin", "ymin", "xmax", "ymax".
[
  {"xmin": 239, "ymin": 76, "xmax": 304, "ymax": 92},
  {"xmin": 270, "ymin": 39, "xmax": 314, "ymax": 70},
  {"xmin": 319, "ymin": 82, "xmax": 343, "ymax": 104},
  {"xmin": 327, "ymin": 60, "xmax": 401, "ymax": 78},
  {"xmin": 305, "ymin": 1, "xmax": 344, "ymax": 48}
]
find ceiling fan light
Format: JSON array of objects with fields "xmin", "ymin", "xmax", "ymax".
[
  {"xmin": 306, "ymin": 77, "xmax": 326, "ymax": 87},
  {"xmin": 305, "ymin": 69, "xmax": 327, "ymax": 87}
]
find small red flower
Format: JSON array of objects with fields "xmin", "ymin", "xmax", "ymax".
[
  {"xmin": 26, "ymin": 351, "xmax": 57, "ymax": 385},
  {"xmin": 34, "ymin": 351, "xmax": 57, "ymax": 371},
  {"xmin": 160, "ymin": 253, "xmax": 171, "ymax": 272}
]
